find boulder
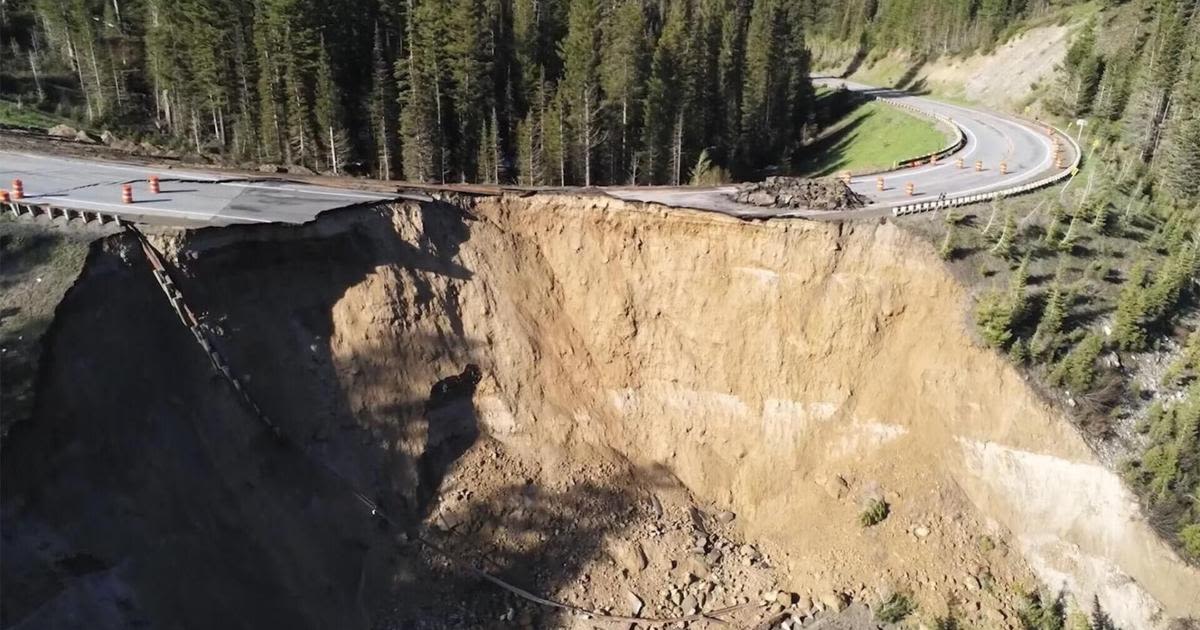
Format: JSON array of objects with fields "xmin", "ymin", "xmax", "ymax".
[{"xmin": 48, "ymin": 124, "xmax": 78, "ymax": 139}]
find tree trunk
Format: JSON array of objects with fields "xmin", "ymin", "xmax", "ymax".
[
  {"xmin": 85, "ymin": 35, "xmax": 106, "ymax": 117},
  {"xmin": 582, "ymin": 88, "xmax": 591, "ymax": 187},
  {"xmin": 191, "ymin": 109, "xmax": 202, "ymax": 154},
  {"xmin": 29, "ymin": 51, "xmax": 45, "ymax": 101},
  {"xmin": 622, "ymin": 96, "xmax": 629, "ymax": 184}
]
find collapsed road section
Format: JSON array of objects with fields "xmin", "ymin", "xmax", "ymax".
[
  {"xmin": 3, "ymin": 195, "xmax": 1196, "ymax": 630},
  {"xmin": 0, "ymin": 151, "xmax": 412, "ymax": 226}
]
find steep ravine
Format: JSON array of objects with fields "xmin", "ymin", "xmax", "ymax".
[{"xmin": 2, "ymin": 196, "xmax": 1196, "ymax": 629}]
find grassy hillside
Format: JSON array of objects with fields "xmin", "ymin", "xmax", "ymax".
[
  {"xmin": 0, "ymin": 219, "xmax": 99, "ymax": 439},
  {"xmin": 795, "ymin": 99, "xmax": 948, "ymax": 177}
]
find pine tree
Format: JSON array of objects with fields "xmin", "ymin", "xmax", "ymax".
[
  {"xmin": 367, "ymin": 24, "xmax": 396, "ymax": 179},
  {"xmin": 991, "ymin": 209, "xmax": 1017, "ymax": 259},
  {"xmin": 282, "ymin": 23, "xmax": 318, "ymax": 168},
  {"xmin": 399, "ymin": 4, "xmax": 440, "ymax": 182},
  {"xmin": 599, "ymin": 0, "xmax": 648, "ymax": 184},
  {"xmin": 446, "ymin": 0, "xmax": 494, "ymax": 182},
  {"xmin": 1113, "ymin": 260, "xmax": 1150, "ymax": 351},
  {"xmin": 1044, "ymin": 202, "xmax": 1065, "ymax": 244},
  {"xmin": 1032, "ymin": 266, "xmax": 1070, "ymax": 361},
  {"xmin": 559, "ymin": 0, "xmax": 603, "ymax": 185},
  {"xmin": 544, "ymin": 87, "xmax": 567, "ymax": 185},
  {"xmin": 716, "ymin": 0, "xmax": 747, "ymax": 168},
  {"xmin": 1051, "ymin": 333, "xmax": 1104, "ymax": 393},
  {"xmin": 315, "ymin": 38, "xmax": 351, "ymax": 174},
  {"xmin": 939, "ymin": 224, "xmax": 955, "ymax": 260},
  {"xmin": 641, "ymin": 0, "xmax": 687, "ymax": 184},
  {"xmin": 1162, "ymin": 67, "xmax": 1200, "ymax": 201}
]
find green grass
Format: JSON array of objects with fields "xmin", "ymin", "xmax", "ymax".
[
  {"xmin": 0, "ymin": 218, "xmax": 97, "ymax": 438},
  {"xmin": 0, "ymin": 100, "xmax": 72, "ymax": 131},
  {"xmin": 796, "ymin": 100, "xmax": 949, "ymax": 177}
]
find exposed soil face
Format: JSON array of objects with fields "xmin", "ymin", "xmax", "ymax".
[{"xmin": 2, "ymin": 196, "xmax": 1197, "ymax": 630}]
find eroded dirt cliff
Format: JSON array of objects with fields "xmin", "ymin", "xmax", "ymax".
[{"xmin": 3, "ymin": 195, "xmax": 1196, "ymax": 629}]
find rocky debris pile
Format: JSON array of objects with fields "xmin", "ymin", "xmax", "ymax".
[
  {"xmin": 733, "ymin": 176, "xmax": 868, "ymax": 211},
  {"xmin": 48, "ymin": 124, "xmax": 97, "ymax": 144}
]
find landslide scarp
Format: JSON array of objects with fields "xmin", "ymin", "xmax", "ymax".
[{"xmin": 2, "ymin": 196, "xmax": 1197, "ymax": 630}]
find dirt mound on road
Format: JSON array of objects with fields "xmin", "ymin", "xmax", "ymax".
[
  {"xmin": 733, "ymin": 176, "xmax": 868, "ymax": 210},
  {"xmin": 3, "ymin": 196, "xmax": 1196, "ymax": 630}
]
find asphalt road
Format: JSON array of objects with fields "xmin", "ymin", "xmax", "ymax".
[
  {"xmin": 1, "ymin": 80, "xmax": 1073, "ymax": 226},
  {"xmin": 0, "ymin": 151, "xmax": 405, "ymax": 226},
  {"xmin": 609, "ymin": 79, "xmax": 1075, "ymax": 219}
]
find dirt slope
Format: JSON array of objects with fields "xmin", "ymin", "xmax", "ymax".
[{"xmin": 3, "ymin": 196, "xmax": 1196, "ymax": 629}]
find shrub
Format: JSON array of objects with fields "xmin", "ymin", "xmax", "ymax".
[
  {"xmin": 1180, "ymin": 524, "xmax": 1200, "ymax": 560},
  {"xmin": 976, "ymin": 291, "xmax": 1015, "ymax": 348},
  {"xmin": 1017, "ymin": 589, "xmax": 1065, "ymax": 630},
  {"xmin": 689, "ymin": 149, "xmax": 731, "ymax": 185},
  {"xmin": 933, "ymin": 616, "xmax": 961, "ymax": 630},
  {"xmin": 1050, "ymin": 333, "xmax": 1104, "ymax": 393},
  {"xmin": 859, "ymin": 498, "xmax": 890, "ymax": 527},
  {"xmin": 1010, "ymin": 338, "xmax": 1031, "ymax": 364},
  {"xmin": 876, "ymin": 592, "xmax": 915, "ymax": 623},
  {"xmin": 939, "ymin": 225, "xmax": 956, "ymax": 260}
]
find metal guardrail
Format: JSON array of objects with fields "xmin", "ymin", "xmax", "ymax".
[
  {"xmin": 890, "ymin": 104, "xmax": 967, "ymax": 168},
  {"xmin": 891, "ymin": 123, "xmax": 1082, "ymax": 217},
  {"xmin": 5, "ymin": 201, "xmax": 123, "ymax": 225}
]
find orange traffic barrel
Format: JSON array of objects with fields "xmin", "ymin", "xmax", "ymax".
[
  {"xmin": 999, "ymin": 161, "xmax": 1008, "ymax": 175},
  {"xmin": 929, "ymin": 155, "xmax": 938, "ymax": 165},
  {"xmin": 956, "ymin": 158, "xmax": 965, "ymax": 169},
  {"xmin": 905, "ymin": 182, "xmax": 916, "ymax": 196},
  {"xmin": 122, "ymin": 184, "xmax": 134, "ymax": 204},
  {"xmin": 975, "ymin": 161, "xmax": 984, "ymax": 172},
  {"xmin": 876, "ymin": 177, "xmax": 885, "ymax": 191},
  {"xmin": 12, "ymin": 179, "xmax": 24, "ymax": 200},
  {"xmin": 149, "ymin": 175, "xmax": 161, "ymax": 194},
  {"xmin": 0, "ymin": 190, "xmax": 9, "ymax": 203}
]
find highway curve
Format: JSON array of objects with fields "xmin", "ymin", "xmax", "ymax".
[
  {"xmin": 0, "ymin": 80, "xmax": 1076, "ymax": 226},
  {"xmin": 608, "ymin": 79, "xmax": 1079, "ymax": 219}
]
